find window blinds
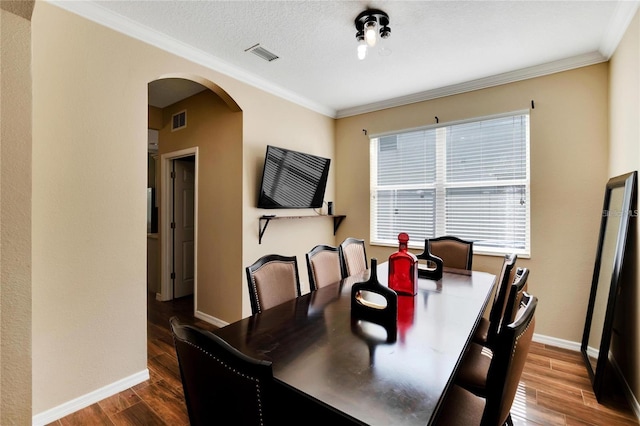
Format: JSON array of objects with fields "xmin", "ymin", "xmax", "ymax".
[{"xmin": 370, "ymin": 112, "xmax": 530, "ymax": 255}]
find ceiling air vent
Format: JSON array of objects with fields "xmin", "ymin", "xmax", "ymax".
[
  {"xmin": 172, "ymin": 110, "xmax": 186, "ymax": 131},
  {"xmin": 245, "ymin": 43, "xmax": 279, "ymax": 62}
]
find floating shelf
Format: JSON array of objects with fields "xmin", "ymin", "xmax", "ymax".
[{"xmin": 258, "ymin": 214, "xmax": 346, "ymax": 244}]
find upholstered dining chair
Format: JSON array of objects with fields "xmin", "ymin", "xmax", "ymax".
[
  {"xmin": 435, "ymin": 292, "xmax": 537, "ymax": 426},
  {"xmin": 454, "ymin": 268, "xmax": 530, "ymax": 397},
  {"xmin": 245, "ymin": 254, "xmax": 302, "ymax": 315},
  {"xmin": 170, "ymin": 316, "xmax": 279, "ymax": 425},
  {"xmin": 472, "ymin": 253, "xmax": 518, "ymax": 347},
  {"xmin": 427, "ymin": 235, "xmax": 474, "ymax": 271},
  {"xmin": 503, "ymin": 268, "xmax": 530, "ymax": 326},
  {"xmin": 306, "ymin": 244, "xmax": 343, "ymax": 291},
  {"xmin": 339, "ymin": 237, "xmax": 368, "ymax": 277}
]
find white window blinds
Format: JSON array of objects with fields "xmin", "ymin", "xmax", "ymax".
[{"xmin": 370, "ymin": 112, "xmax": 530, "ymax": 256}]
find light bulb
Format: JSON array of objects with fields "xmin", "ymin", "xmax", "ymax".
[
  {"xmin": 357, "ymin": 41, "xmax": 367, "ymax": 60},
  {"xmin": 364, "ymin": 20, "xmax": 377, "ymax": 47}
]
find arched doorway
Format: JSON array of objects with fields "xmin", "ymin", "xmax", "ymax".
[{"xmin": 147, "ymin": 76, "xmax": 242, "ymax": 327}]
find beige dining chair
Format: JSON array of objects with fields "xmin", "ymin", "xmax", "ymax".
[
  {"xmin": 427, "ymin": 235, "xmax": 474, "ymax": 271},
  {"xmin": 435, "ymin": 292, "xmax": 537, "ymax": 426},
  {"xmin": 306, "ymin": 244, "xmax": 343, "ymax": 291},
  {"xmin": 339, "ymin": 237, "xmax": 368, "ymax": 277},
  {"xmin": 245, "ymin": 254, "xmax": 302, "ymax": 315}
]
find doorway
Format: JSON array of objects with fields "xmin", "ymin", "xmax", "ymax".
[
  {"xmin": 159, "ymin": 147, "xmax": 199, "ymax": 302},
  {"xmin": 148, "ymin": 75, "xmax": 242, "ymax": 325},
  {"xmin": 172, "ymin": 156, "xmax": 195, "ymax": 298}
]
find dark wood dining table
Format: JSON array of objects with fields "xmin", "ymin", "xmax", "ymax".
[{"xmin": 215, "ymin": 261, "xmax": 496, "ymax": 425}]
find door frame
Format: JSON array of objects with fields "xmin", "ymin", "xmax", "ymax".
[{"xmin": 158, "ymin": 147, "xmax": 199, "ymax": 303}]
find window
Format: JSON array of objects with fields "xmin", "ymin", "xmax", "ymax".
[{"xmin": 370, "ymin": 111, "xmax": 530, "ymax": 256}]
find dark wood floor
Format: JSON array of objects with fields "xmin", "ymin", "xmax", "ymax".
[{"xmin": 50, "ymin": 293, "xmax": 639, "ymax": 425}]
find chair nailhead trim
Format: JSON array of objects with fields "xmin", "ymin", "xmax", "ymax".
[{"xmin": 512, "ymin": 319, "xmax": 533, "ymax": 358}]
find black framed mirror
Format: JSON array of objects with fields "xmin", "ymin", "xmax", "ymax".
[{"xmin": 581, "ymin": 171, "xmax": 636, "ymax": 401}]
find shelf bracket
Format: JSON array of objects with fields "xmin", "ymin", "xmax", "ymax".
[
  {"xmin": 258, "ymin": 217, "xmax": 272, "ymax": 244},
  {"xmin": 333, "ymin": 216, "xmax": 345, "ymax": 235}
]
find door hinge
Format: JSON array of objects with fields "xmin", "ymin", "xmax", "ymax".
[
  {"xmin": 171, "ymin": 222, "xmax": 176, "ymax": 229},
  {"xmin": 171, "ymin": 272, "xmax": 176, "ymax": 279},
  {"xmin": 171, "ymin": 171, "xmax": 176, "ymax": 179}
]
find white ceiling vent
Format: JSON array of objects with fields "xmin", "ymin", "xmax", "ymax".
[
  {"xmin": 245, "ymin": 44, "xmax": 279, "ymax": 62},
  {"xmin": 172, "ymin": 110, "xmax": 187, "ymax": 131}
]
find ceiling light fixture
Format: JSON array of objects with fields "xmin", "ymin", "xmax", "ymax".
[{"xmin": 355, "ymin": 9, "xmax": 391, "ymax": 60}]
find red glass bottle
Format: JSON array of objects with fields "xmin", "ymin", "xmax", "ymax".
[{"xmin": 388, "ymin": 232, "xmax": 418, "ymax": 296}]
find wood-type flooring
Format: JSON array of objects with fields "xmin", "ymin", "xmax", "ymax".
[{"xmin": 49, "ymin": 293, "xmax": 639, "ymax": 426}]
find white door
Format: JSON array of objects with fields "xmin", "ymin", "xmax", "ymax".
[{"xmin": 173, "ymin": 157, "xmax": 195, "ymax": 298}]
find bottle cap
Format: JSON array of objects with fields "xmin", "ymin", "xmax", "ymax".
[{"xmin": 398, "ymin": 232, "xmax": 409, "ymax": 243}]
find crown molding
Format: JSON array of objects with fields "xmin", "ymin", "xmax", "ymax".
[
  {"xmin": 47, "ymin": 0, "xmax": 634, "ymax": 120},
  {"xmin": 599, "ymin": 0, "xmax": 640, "ymax": 58},
  {"xmin": 46, "ymin": 0, "xmax": 337, "ymax": 118},
  {"xmin": 335, "ymin": 52, "xmax": 607, "ymax": 118}
]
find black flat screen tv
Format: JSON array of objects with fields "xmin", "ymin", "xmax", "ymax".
[{"xmin": 257, "ymin": 145, "xmax": 331, "ymax": 209}]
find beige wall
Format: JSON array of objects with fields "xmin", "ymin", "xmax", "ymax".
[
  {"xmin": 609, "ymin": 8, "xmax": 640, "ymax": 409},
  {"xmin": 30, "ymin": 1, "xmax": 335, "ymax": 417},
  {"xmin": 335, "ymin": 64, "xmax": 609, "ymax": 344},
  {"xmin": 0, "ymin": 4, "xmax": 34, "ymax": 423},
  {"xmin": 241, "ymin": 92, "xmax": 336, "ymax": 305},
  {"xmin": 148, "ymin": 105, "xmax": 163, "ymax": 130},
  {"xmin": 157, "ymin": 90, "xmax": 244, "ymax": 321},
  {"xmin": 32, "ymin": 3, "xmax": 148, "ymax": 415}
]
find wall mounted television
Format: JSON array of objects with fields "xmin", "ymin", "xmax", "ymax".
[{"xmin": 257, "ymin": 145, "xmax": 331, "ymax": 209}]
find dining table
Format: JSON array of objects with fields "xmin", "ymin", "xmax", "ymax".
[{"xmin": 214, "ymin": 260, "xmax": 496, "ymax": 425}]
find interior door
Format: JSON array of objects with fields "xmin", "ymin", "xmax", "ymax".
[{"xmin": 173, "ymin": 157, "xmax": 195, "ymax": 298}]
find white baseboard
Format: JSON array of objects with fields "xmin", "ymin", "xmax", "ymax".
[
  {"xmin": 32, "ymin": 369, "xmax": 149, "ymax": 426},
  {"xmin": 532, "ymin": 332, "xmax": 581, "ymax": 351},
  {"xmin": 195, "ymin": 309, "xmax": 228, "ymax": 328}
]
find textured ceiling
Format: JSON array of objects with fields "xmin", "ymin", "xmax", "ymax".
[{"xmin": 54, "ymin": 0, "xmax": 639, "ymax": 117}]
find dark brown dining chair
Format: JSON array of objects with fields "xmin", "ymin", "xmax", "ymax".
[
  {"xmin": 339, "ymin": 237, "xmax": 368, "ymax": 277},
  {"xmin": 454, "ymin": 268, "xmax": 530, "ymax": 397},
  {"xmin": 427, "ymin": 235, "xmax": 474, "ymax": 271},
  {"xmin": 503, "ymin": 268, "xmax": 530, "ymax": 326},
  {"xmin": 306, "ymin": 244, "xmax": 343, "ymax": 291},
  {"xmin": 435, "ymin": 292, "xmax": 537, "ymax": 426},
  {"xmin": 170, "ymin": 316, "xmax": 279, "ymax": 425},
  {"xmin": 246, "ymin": 254, "xmax": 302, "ymax": 315},
  {"xmin": 472, "ymin": 253, "xmax": 518, "ymax": 347}
]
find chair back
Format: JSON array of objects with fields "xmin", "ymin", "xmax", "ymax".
[
  {"xmin": 246, "ymin": 254, "xmax": 302, "ymax": 314},
  {"xmin": 486, "ymin": 253, "xmax": 517, "ymax": 347},
  {"xmin": 427, "ymin": 235, "xmax": 473, "ymax": 271},
  {"xmin": 339, "ymin": 237, "xmax": 368, "ymax": 277},
  {"xmin": 170, "ymin": 317, "xmax": 276, "ymax": 426},
  {"xmin": 482, "ymin": 292, "xmax": 537, "ymax": 426},
  {"xmin": 502, "ymin": 267, "xmax": 530, "ymax": 328},
  {"xmin": 306, "ymin": 244, "xmax": 343, "ymax": 291}
]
